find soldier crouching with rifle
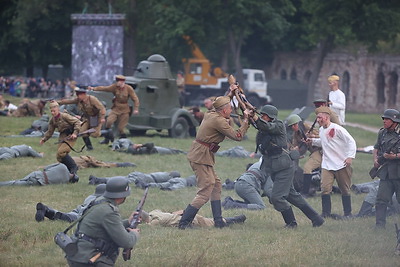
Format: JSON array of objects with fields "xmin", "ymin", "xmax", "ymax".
[
  {"xmin": 66, "ymin": 177, "xmax": 140, "ymax": 266},
  {"xmin": 57, "ymin": 88, "xmax": 106, "ymax": 150},
  {"xmin": 40, "ymin": 101, "xmax": 81, "ymax": 181}
]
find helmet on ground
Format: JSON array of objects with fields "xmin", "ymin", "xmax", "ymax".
[
  {"xmin": 260, "ymin": 105, "xmax": 278, "ymax": 119},
  {"xmin": 104, "ymin": 177, "xmax": 131, "ymax": 198},
  {"xmin": 287, "ymin": 114, "xmax": 302, "ymax": 126},
  {"xmin": 382, "ymin": 109, "xmax": 400, "ymax": 122}
]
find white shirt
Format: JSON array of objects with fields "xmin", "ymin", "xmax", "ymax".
[
  {"xmin": 312, "ymin": 122, "xmax": 356, "ymax": 171},
  {"xmin": 6, "ymin": 103, "xmax": 18, "ymax": 111},
  {"xmin": 329, "ymin": 89, "xmax": 346, "ymax": 125}
]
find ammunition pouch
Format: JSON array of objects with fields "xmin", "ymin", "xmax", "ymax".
[
  {"xmin": 61, "ymin": 128, "xmax": 74, "ymax": 136},
  {"xmin": 54, "ymin": 232, "xmax": 78, "ymax": 257},
  {"xmin": 288, "ymin": 150, "xmax": 300, "ymax": 161},
  {"xmin": 89, "ymin": 116, "xmax": 99, "ymax": 128},
  {"xmin": 77, "ymin": 232, "xmax": 118, "ymax": 261}
]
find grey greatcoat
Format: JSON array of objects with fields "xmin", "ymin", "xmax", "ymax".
[
  {"xmin": 0, "ymin": 144, "xmax": 43, "ymax": 160},
  {"xmin": 0, "ymin": 163, "xmax": 70, "ymax": 186}
]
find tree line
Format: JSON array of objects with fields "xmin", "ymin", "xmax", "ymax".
[{"xmin": 1, "ymin": 0, "xmax": 400, "ymax": 100}]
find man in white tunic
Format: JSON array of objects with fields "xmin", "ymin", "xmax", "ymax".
[
  {"xmin": 327, "ymin": 75, "xmax": 346, "ymax": 125},
  {"xmin": 308, "ymin": 106, "xmax": 356, "ymax": 219}
]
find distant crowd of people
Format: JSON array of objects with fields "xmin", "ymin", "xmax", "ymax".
[{"xmin": 0, "ymin": 76, "xmax": 76, "ymax": 99}]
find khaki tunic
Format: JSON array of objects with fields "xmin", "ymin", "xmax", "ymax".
[
  {"xmin": 93, "ymin": 83, "xmax": 139, "ymax": 114},
  {"xmin": 148, "ymin": 210, "xmax": 214, "ymax": 227},
  {"xmin": 42, "ymin": 112, "xmax": 81, "ymax": 161},
  {"xmin": 12, "ymin": 100, "xmax": 44, "ymax": 117},
  {"xmin": 58, "ymin": 95, "xmax": 106, "ymax": 137},
  {"xmin": 187, "ymin": 110, "xmax": 249, "ymax": 208},
  {"xmin": 73, "ymin": 155, "xmax": 117, "ymax": 169}
]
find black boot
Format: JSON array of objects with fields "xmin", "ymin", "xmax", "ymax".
[
  {"xmin": 54, "ymin": 212, "xmax": 77, "ymax": 223},
  {"xmin": 375, "ymin": 204, "xmax": 387, "ymax": 229},
  {"xmin": 61, "ymin": 154, "xmax": 79, "ymax": 183},
  {"xmin": 222, "ymin": 196, "xmax": 248, "ymax": 209},
  {"xmin": 82, "ymin": 137, "xmax": 93, "ymax": 151},
  {"xmin": 342, "ymin": 195, "xmax": 353, "ymax": 217},
  {"xmin": 356, "ymin": 201, "xmax": 374, "ymax": 217},
  {"xmin": 225, "ymin": 214, "xmax": 247, "ymax": 225},
  {"xmin": 100, "ymin": 129, "xmax": 113, "ymax": 144},
  {"xmin": 211, "ymin": 200, "xmax": 226, "ymax": 228},
  {"xmin": 120, "ymin": 133, "xmax": 127, "ymax": 139},
  {"xmin": 302, "ymin": 174, "xmax": 313, "ymax": 197},
  {"xmin": 88, "ymin": 175, "xmax": 107, "ymax": 185},
  {"xmin": 178, "ymin": 204, "xmax": 199, "ymax": 230},
  {"xmin": 299, "ymin": 203, "xmax": 324, "ymax": 227},
  {"xmin": 321, "ymin": 194, "xmax": 331, "ymax": 218},
  {"xmin": 35, "ymin": 203, "xmax": 56, "ymax": 222},
  {"xmin": 281, "ymin": 207, "xmax": 297, "ymax": 228}
]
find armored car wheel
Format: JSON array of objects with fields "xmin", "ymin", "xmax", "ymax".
[{"xmin": 169, "ymin": 117, "xmax": 189, "ymax": 138}]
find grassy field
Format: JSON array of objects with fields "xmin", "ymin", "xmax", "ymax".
[{"xmin": 0, "ymin": 107, "xmax": 399, "ymax": 267}]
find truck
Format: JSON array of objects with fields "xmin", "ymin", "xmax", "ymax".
[
  {"xmin": 182, "ymin": 35, "xmax": 271, "ymax": 107},
  {"xmin": 89, "ymin": 54, "xmax": 199, "ymax": 138}
]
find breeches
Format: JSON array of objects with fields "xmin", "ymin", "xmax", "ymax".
[
  {"xmin": 235, "ymin": 180, "xmax": 266, "ymax": 210},
  {"xmin": 56, "ymin": 137, "xmax": 76, "ymax": 162},
  {"xmin": 321, "ymin": 165, "xmax": 352, "ymax": 195},
  {"xmin": 81, "ymin": 120, "xmax": 102, "ymax": 138},
  {"xmin": 189, "ymin": 162, "xmax": 221, "ymax": 209},
  {"xmin": 106, "ymin": 111, "xmax": 129, "ymax": 134},
  {"xmin": 303, "ymin": 150, "xmax": 322, "ymax": 174},
  {"xmin": 376, "ymin": 179, "xmax": 400, "ymax": 206}
]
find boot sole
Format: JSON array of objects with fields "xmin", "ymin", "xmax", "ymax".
[{"xmin": 35, "ymin": 203, "xmax": 46, "ymax": 222}]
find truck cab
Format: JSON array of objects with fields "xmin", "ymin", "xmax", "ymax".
[{"xmin": 242, "ymin": 69, "xmax": 271, "ymax": 107}]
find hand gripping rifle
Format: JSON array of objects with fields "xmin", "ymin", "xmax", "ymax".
[
  {"xmin": 54, "ymin": 128, "xmax": 96, "ymax": 153},
  {"xmin": 122, "ymin": 186, "xmax": 149, "ymax": 261},
  {"xmin": 369, "ymin": 137, "xmax": 400, "ymax": 179},
  {"xmin": 228, "ymin": 74, "xmax": 259, "ymax": 129}
]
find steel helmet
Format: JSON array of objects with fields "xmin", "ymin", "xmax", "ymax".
[
  {"xmin": 103, "ymin": 177, "xmax": 131, "ymax": 198},
  {"xmin": 260, "ymin": 105, "xmax": 278, "ymax": 119},
  {"xmin": 382, "ymin": 109, "xmax": 400, "ymax": 122},
  {"xmin": 287, "ymin": 114, "xmax": 302, "ymax": 126}
]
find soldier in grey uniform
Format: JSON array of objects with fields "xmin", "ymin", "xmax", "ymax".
[
  {"xmin": 252, "ymin": 105, "xmax": 324, "ymax": 228},
  {"xmin": 216, "ymin": 145, "xmax": 261, "ymax": 158},
  {"xmin": 19, "ymin": 114, "xmax": 50, "ymax": 135},
  {"xmin": 222, "ymin": 161, "xmax": 273, "ymax": 210},
  {"xmin": 112, "ymin": 138, "xmax": 185, "ymax": 155},
  {"xmin": 136, "ymin": 175, "xmax": 197, "ymax": 191},
  {"xmin": 35, "ymin": 184, "xmax": 106, "ymax": 223},
  {"xmin": 0, "ymin": 144, "xmax": 43, "ymax": 160},
  {"xmin": 66, "ymin": 177, "xmax": 140, "ymax": 266},
  {"xmin": 88, "ymin": 171, "xmax": 182, "ymax": 186},
  {"xmin": 0, "ymin": 163, "xmax": 76, "ymax": 186},
  {"xmin": 373, "ymin": 109, "xmax": 400, "ymax": 228}
]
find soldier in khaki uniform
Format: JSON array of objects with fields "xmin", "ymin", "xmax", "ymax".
[
  {"xmin": 313, "ymin": 99, "xmax": 341, "ymax": 125},
  {"xmin": 58, "ymin": 88, "xmax": 106, "ymax": 150},
  {"xmin": 40, "ymin": 101, "xmax": 81, "ymax": 180},
  {"xmin": 179, "ymin": 84, "xmax": 251, "ymax": 229},
  {"xmin": 88, "ymin": 75, "xmax": 140, "ymax": 143},
  {"xmin": 12, "ymin": 99, "xmax": 46, "ymax": 117},
  {"xmin": 66, "ymin": 177, "xmax": 140, "ymax": 266}
]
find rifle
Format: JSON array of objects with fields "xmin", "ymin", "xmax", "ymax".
[
  {"xmin": 54, "ymin": 128, "xmax": 96, "ymax": 153},
  {"xmin": 369, "ymin": 137, "xmax": 400, "ymax": 179},
  {"xmin": 122, "ymin": 186, "xmax": 149, "ymax": 261},
  {"xmin": 307, "ymin": 118, "xmax": 318, "ymax": 134},
  {"xmin": 227, "ymin": 74, "xmax": 259, "ymax": 129}
]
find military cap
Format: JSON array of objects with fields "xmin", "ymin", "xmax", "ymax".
[
  {"xmin": 115, "ymin": 75, "xmax": 126, "ymax": 81},
  {"xmin": 315, "ymin": 106, "xmax": 331, "ymax": 115},
  {"xmin": 48, "ymin": 101, "xmax": 59, "ymax": 108},
  {"xmin": 74, "ymin": 87, "xmax": 88, "ymax": 94},
  {"xmin": 328, "ymin": 75, "xmax": 340, "ymax": 82},
  {"xmin": 213, "ymin": 96, "xmax": 230, "ymax": 109},
  {"xmin": 94, "ymin": 184, "xmax": 106, "ymax": 196},
  {"xmin": 313, "ymin": 99, "xmax": 327, "ymax": 104}
]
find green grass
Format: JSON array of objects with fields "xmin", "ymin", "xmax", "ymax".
[{"xmin": 0, "ymin": 110, "xmax": 398, "ymax": 267}]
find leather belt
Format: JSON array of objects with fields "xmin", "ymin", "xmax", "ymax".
[
  {"xmin": 196, "ymin": 139, "xmax": 211, "ymax": 147},
  {"xmin": 43, "ymin": 171, "xmax": 49, "ymax": 184},
  {"xmin": 246, "ymin": 170, "xmax": 262, "ymax": 180}
]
